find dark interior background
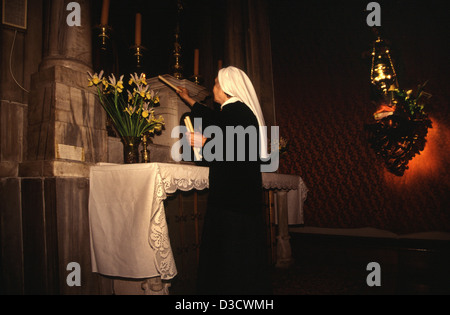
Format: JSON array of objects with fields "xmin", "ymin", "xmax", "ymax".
[
  {"xmin": 91, "ymin": 0, "xmax": 226, "ymax": 94},
  {"xmin": 91, "ymin": 0, "xmax": 449, "ymax": 234},
  {"xmin": 269, "ymin": 0, "xmax": 449, "ymax": 234}
]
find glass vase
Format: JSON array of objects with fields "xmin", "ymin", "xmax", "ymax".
[{"xmin": 122, "ymin": 136, "xmax": 141, "ymax": 164}]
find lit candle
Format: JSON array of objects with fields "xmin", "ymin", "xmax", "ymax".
[
  {"xmin": 135, "ymin": 13, "xmax": 142, "ymax": 46},
  {"xmin": 194, "ymin": 49, "xmax": 199, "ymax": 76},
  {"xmin": 218, "ymin": 59, "xmax": 223, "ymax": 71},
  {"xmin": 100, "ymin": 0, "xmax": 110, "ymax": 25}
]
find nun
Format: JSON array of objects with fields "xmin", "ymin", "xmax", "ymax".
[{"xmin": 177, "ymin": 66, "xmax": 272, "ymax": 295}]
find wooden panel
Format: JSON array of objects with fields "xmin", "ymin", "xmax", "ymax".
[
  {"xmin": 21, "ymin": 178, "xmax": 50, "ymax": 294},
  {"xmin": 0, "ymin": 178, "xmax": 24, "ymax": 294},
  {"xmin": 5, "ymin": 177, "xmax": 112, "ymax": 295},
  {"xmin": 165, "ymin": 190, "xmax": 208, "ymax": 294},
  {"xmin": 42, "ymin": 178, "xmax": 60, "ymax": 294},
  {"xmin": 264, "ymin": 190, "xmax": 276, "ymax": 265},
  {"xmin": 53, "ymin": 177, "xmax": 112, "ymax": 295}
]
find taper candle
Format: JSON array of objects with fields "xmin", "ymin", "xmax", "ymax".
[
  {"xmin": 135, "ymin": 13, "xmax": 142, "ymax": 46},
  {"xmin": 194, "ymin": 49, "xmax": 199, "ymax": 76},
  {"xmin": 158, "ymin": 76, "xmax": 182, "ymax": 93},
  {"xmin": 100, "ymin": 0, "xmax": 110, "ymax": 25}
]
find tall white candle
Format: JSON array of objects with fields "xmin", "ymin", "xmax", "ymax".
[
  {"xmin": 194, "ymin": 49, "xmax": 200, "ymax": 75},
  {"xmin": 135, "ymin": 13, "xmax": 142, "ymax": 46},
  {"xmin": 100, "ymin": 0, "xmax": 110, "ymax": 25}
]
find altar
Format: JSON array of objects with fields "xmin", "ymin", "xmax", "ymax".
[{"xmin": 89, "ymin": 162, "xmax": 307, "ymax": 294}]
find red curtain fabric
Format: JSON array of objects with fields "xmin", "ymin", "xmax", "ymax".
[{"xmin": 270, "ymin": 0, "xmax": 450, "ymax": 234}]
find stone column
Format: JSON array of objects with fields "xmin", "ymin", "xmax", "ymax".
[
  {"xmin": 14, "ymin": 0, "xmax": 111, "ymax": 295},
  {"xmin": 20, "ymin": 0, "xmax": 107, "ymax": 177},
  {"xmin": 40, "ymin": 0, "xmax": 93, "ymax": 72}
]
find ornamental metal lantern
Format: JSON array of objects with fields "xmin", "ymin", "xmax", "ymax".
[
  {"xmin": 370, "ymin": 37, "xmax": 398, "ymax": 96},
  {"xmin": 365, "ymin": 36, "xmax": 432, "ymax": 176}
]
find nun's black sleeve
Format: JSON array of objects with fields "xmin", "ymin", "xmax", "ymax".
[{"xmin": 190, "ymin": 102, "xmax": 217, "ymax": 128}]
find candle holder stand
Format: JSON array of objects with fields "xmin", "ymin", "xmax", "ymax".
[
  {"xmin": 131, "ymin": 45, "xmax": 147, "ymax": 69},
  {"xmin": 95, "ymin": 24, "xmax": 112, "ymax": 50},
  {"xmin": 141, "ymin": 134, "xmax": 150, "ymax": 163},
  {"xmin": 189, "ymin": 75, "xmax": 203, "ymax": 85}
]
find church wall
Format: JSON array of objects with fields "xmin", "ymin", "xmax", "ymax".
[
  {"xmin": 270, "ymin": 0, "xmax": 450, "ymax": 234},
  {"xmin": 0, "ymin": 0, "xmax": 43, "ymax": 176}
]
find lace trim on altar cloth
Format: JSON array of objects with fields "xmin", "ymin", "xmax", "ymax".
[
  {"xmin": 162, "ymin": 177, "xmax": 209, "ymax": 194},
  {"xmin": 149, "ymin": 205, "xmax": 177, "ymax": 280},
  {"xmin": 149, "ymin": 171, "xmax": 208, "ymax": 279},
  {"xmin": 148, "ymin": 173, "xmax": 177, "ymax": 280},
  {"xmin": 147, "ymin": 170, "xmax": 208, "ymax": 280},
  {"xmin": 157, "ymin": 163, "xmax": 209, "ymax": 194},
  {"xmin": 262, "ymin": 173, "xmax": 309, "ymax": 201}
]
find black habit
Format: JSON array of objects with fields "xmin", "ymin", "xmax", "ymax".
[{"xmin": 190, "ymin": 101, "xmax": 272, "ymax": 295}]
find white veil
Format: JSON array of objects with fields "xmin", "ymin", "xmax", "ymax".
[{"xmin": 218, "ymin": 66, "xmax": 269, "ymax": 159}]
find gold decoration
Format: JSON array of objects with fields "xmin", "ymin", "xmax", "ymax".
[
  {"xmin": 141, "ymin": 134, "xmax": 150, "ymax": 163},
  {"xmin": 366, "ymin": 36, "xmax": 432, "ymax": 176},
  {"xmin": 94, "ymin": 24, "xmax": 112, "ymax": 51},
  {"xmin": 172, "ymin": 0, "xmax": 184, "ymax": 79},
  {"xmin": 370, "ymin": 37, "xmax": 398, "ymax": 96}
]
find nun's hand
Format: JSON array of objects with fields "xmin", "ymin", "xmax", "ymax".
[
  {"xmin": 177, "ymin": 87, "xmax": 196, "ymax": 107},
  {"xmin": 185, "ymin": 132, "xmax": 207, "ymax": 148}
]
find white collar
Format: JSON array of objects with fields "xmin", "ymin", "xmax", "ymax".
[{"xmin": 220, "ymin": 96, "xmax": 241, "ymax": 110}]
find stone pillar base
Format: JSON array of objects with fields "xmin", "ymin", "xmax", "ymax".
[
  {"xmin": 112, "ymin": 276, "xmax": 170, "ymax": 295},
  {"xmin": 19, "ymin": 160, "xmax": 91, "ymax": 178}
]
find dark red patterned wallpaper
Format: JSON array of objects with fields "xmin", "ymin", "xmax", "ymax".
[{"xmin": 269, "ymin": 0, "xmax": 450, "ymax": 234}]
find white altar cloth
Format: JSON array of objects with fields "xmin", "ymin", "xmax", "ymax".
[
  {"xmin": 89, "ymin": 163, "xmax": 208, "ymax": 280},
  {"xmin": 262, "ymin": 173, "xmax": 308, "ymax": 225},
  {"xmin": 89, "ymin": 162, "xmax": 307, "ymax": 279}
]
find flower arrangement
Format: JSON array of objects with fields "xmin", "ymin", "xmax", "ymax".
[
  {"xmin": 278, "ymin": 137, "xmax": 289, "ymax": 155},
  {"xmin": 87, "ymin": 71, "xmax": 164, "ymax": 138},
  {"xmin": 269, "ymin": 136, "xmax": 289, "ymax": 156},
  {"xmin": 366, "ymin": 82, "xmax": 432, "ymax": 176},
  {"xmin": 392, "ymin": 81, "xmax": 431, "ymax": 119}
]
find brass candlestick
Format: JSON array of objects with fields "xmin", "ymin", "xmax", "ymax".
[
  {"xmin": 95, "ymin": 25, "xmax": 112, "ymax": 50},
  {"xmin": 131, "ymin": 45, "xmax": 146, "ymax": 69},
  {"xmin": 141, "ymin": 134, "xmax": 150, "ymax": 163},
  {"xmin": 172, "ymin": 1, "xmax": 184, "ymax": 79},
  {"xmin": 172, "ymin": 33, "xmax": 183, "ymax": 79},
  {"xmin": 189, "ymin": 75, "xmax": 203, "ymax": 85}
]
